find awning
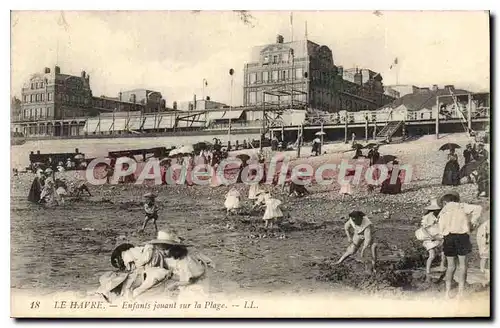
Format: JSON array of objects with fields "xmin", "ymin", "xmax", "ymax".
[
  {"xmin": 99, "ymin": 119, "xmax": 113, "ymax": 131},
  {"xmin": 143, "ymin": 117, "xmax": 157, "ymax": 129},
  {"xmin": 158, "ymin": 116, "xmax": 175, "ymax": 129},
  {"xmin": 207, "ymin": 110, "xmax": 244, "ymax": 121},
  {"xmin": 128, "ymin": 117, "xmax": 143, "ymax": 130},
  {"xmin": 112, "ymin": 118, "xmax": 127, "ymax": 131},
  {"xmin": 84, "ymin": 120, "xmax": 99, "ymax": 133}
]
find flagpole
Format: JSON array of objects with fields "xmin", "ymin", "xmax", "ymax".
[{"xmin": 202, "ymin": 79, "xmax": 206, "ymax": 101}]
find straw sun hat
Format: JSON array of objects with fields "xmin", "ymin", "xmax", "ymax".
[
  {"xmin": 149, "ymin": 230, "xmax": 189, "ymax": 246},
  {"xmin": 424, "ymin": 198, "xmax": 441, "ymax": 211},
  {"xmin": 143, "ymin": 192, "xmax": 157, "ymax": 199}
]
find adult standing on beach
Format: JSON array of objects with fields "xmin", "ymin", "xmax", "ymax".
[
  {"xmin": 27, "ymin": 168, "xmax": 45, "ymax": 203},
  {"xmin": 462, "ymin": 144, "xmax": 475, "ymax": 183},
  {"xmin": 475, "ymin": 143, "xmax": 488, "ymax": 162},
  {"xmin": 441, "ymin": 148, "xmax": 460, "ymax": 186}
]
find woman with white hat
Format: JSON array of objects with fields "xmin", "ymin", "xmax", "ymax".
[{"xmin": 415, "ymin": 198, "xmax": 446, "ymax": 281}]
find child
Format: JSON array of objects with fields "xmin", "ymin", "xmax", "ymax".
[
  {"xmin": 336, "ymin": 211, "xmax": 377, "ymax": 271},
  {"xmin": 224, "ymin": 188, "xmax": 241, "ymax": 215},
  {"xmin": 438, "ymin": 191, "xmax": 482, "ymax": 298},
  {"xmin": 415, "ymin": 198, "xmax": 446, "ymax": 281},
  {"xmin": 476, "ymin": 219, "xmax": 490, "ymax": 276},
  {"xmin": 339, "ymin": 169, "xmax": 355, "ymax": 201},
  {"xmin": 262, "ymin": 193, "xmax": 283, "ymax": 229},
  {"xmin": 140, "ymin": 193, "xmax": 159, "ymax": 233}
]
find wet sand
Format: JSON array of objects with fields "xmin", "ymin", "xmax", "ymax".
[{"xmin": 11, "ymin": 133, "xmax": 490, "ymax": 301}]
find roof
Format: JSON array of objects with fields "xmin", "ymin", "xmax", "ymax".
[
  {"xmin": 248, "ymin": 39, "xmax": 321, "ymax": 62},
  {"xmin": 207, "ymin": 110, "xmax": 244, "ymax": 121},
  {"xmin": 387, "ymin": 88, "xmax": 471, "ymax": 112}
]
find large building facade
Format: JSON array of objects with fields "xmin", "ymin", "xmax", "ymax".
[
  {"xmin": 243, "ymin": 35, "xmax": 395, "ymax": 112},
  {"xmin": 14, "ymin": 66, "xmax": 168, "ymax": 137}
]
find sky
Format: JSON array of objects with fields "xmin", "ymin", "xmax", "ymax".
[{"xmin": 11, "ymin": 11, "xmax": 490, "ymax": 106}]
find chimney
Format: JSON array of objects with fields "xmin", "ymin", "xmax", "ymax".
[
  {"xmin": 81, "ymin": 70, "xmax": 86, "ymax": 78},
  {"xmin": 444, "ymin": 85, "xmax": 455, "ymax": 92},
  {"xmin": 276, "ymin": 35, "xmax": 284, "ymax": 44},
  {"xmin": 432, "ymin": 84, "xmax": 439, "ymax": 92},
  {"xmin": 55, "ymin": 66, "xmax": 61, "ymax": 74},
  {"xmin": 193, "ymin": 94, "xmax": 197, "ymax": 110},
  {"xmin": 354, "ymin": 69, "xmax": 362, "ymax": 85},
  {"xmin": 337, "ymin": 66, "xmax": 343, "ymax": 76},
  {"xmin": 44, "ymin": 67, "xmax": 51, "ymax": 74}
]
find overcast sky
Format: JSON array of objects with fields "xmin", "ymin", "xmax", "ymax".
[{"xmin": 11, "ymin": 11, "xmax": 489, "ymax": 106}]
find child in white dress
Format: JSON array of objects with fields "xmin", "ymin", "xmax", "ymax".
[
  {"xmin": 415, "ymin": 198, "xmax": 446, "ymax": 281},
  {"xmin": 476, "ymin": 219, "xmax": 490, "ymax": 274},
  {"xmin": 339, "ymin": 169, "xmax": 355, "ymax": 201},
  {"xmin": 224, "ymin": 188, "xmax": 241, "ymax": 215},
  {"xmin": 262, "ymin": 194, "xmax": 283, "ymax": 229},
  {"xmin": 248, "ymin": 183, "xmax": 263, "ymax": 200}
]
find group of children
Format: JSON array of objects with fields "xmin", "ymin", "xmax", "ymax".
[
  {"xmin": 225, "ymin": 184, "xmax": 284, "ymax": 229},
  {"xmin": 138, "ymin": 178, "xmax": 489, "ymax": 299}
]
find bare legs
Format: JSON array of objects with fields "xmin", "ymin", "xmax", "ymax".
[
  {"xmin": 445, "ymin": 256, "xmax": 467, "ymax": 298},
  {"xmin": 426, "ymin": 249, "xmax": 436, "ymax": 280},
  {"xmin": 445, "ymin": 256, "xmax": 456, "ymax": 298},
  {"xmin": 457, "ymin": 255, "xmax": 468, "ymax": 297},
  {"xmin": 140, "ymin": 217, "xmax": 158, "ymax": 234},
  {"xmin": 264, "ymin": 219, "xmax": 275, "ymax": 229}
]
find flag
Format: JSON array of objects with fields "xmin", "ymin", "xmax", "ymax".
[{"xmin": 389, "ymin": 57, "xmax": 398, "ymax": 69}]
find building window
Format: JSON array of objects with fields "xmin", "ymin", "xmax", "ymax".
[
  {"xmin": 282, "ymin": 53, "xmax": 289, "ymax": 63},
  {"xmin": 272, "ymin": 70, "xmax": 278, "ymax": 81},
  {"xmin": 23, "ymin": 95, "xmax": 27, "ymax": 103},
  {"xmin": 273, "ymin": 55, "xmax": 278, "ymax": 64},
  {"xmin": 249, "ymin": 91, "xmax": 257, "ymax": 104},
  {"xmin": 40, "ymin": 82, "xmax": 44, "ymax": 88},
  {"xmin": 295, "ymin": 68, "xmax": 303, "ymax": 79},
  {"xmin": 262, "ymin": 71, "xmax": 269, "ymax": 82},
  {"xmin": 41, "ymin": 93, "xmax": 45, "ymax": 102},
  {"xmin": 30, "ymin": 83, "xmax": 34, "ymax": 90},
  {"xmin": 48, "ymin": 93, "xmax": 53, "ymax": 101},
  {"xmin": 282, "ymin": 70, "xmax": 288, "ymax": 80},
  {"xmin": 249, "ymin": 73, "xmax": 257, "ymax": 84},
  {"xmin": 263, "ymin": 55, "xmax": 269, "ymax": 65}
]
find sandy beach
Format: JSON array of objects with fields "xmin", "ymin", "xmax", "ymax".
[{"xmin": 10, "ymin": 133, "xmax": 490, "ymax": 305}]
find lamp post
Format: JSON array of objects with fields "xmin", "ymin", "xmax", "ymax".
[{"xmin": 229, "ymin": 68, "xmax": 234, "ymax": 146}]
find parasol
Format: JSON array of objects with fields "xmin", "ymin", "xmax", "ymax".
[
  {"xmin": 74, "ymin": 154, "xmax": 85, "ymax": 160},
  {"xmin": 365, "ymin": 143, "xmax": 380, "ymax": 149},
  {"xmin": 179, "ymin": 145, "xmax": 194, "ymax": 155},
  {"xmin": 375, "ymin": 155, "xmax": 397, "ymax": 165},
  {"xmin": 168, "ymin": 149, "xmax": 181, "ymax": 157},
  {"xmin": 459, "ymin": 159, "xmax": 487, "ymax": 178},
  {"xmin": 439, "ymin": 143, "xmax": 461, "ymax": 151},
  {"xmin": 193, "ymin": 142, "xmax": 208, "ymax": 153},
  {"xmin": 315, "ymin": 131, "xmax": 326, "ymax": 136},
  {"xmin": 236, "ymin": 154, "xmax": 251, "ymax": 164}
]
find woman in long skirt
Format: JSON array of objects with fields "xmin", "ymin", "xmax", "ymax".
[{"xmin": 442, "ymin": 149, "xmax": 460, "ymax": 186}]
